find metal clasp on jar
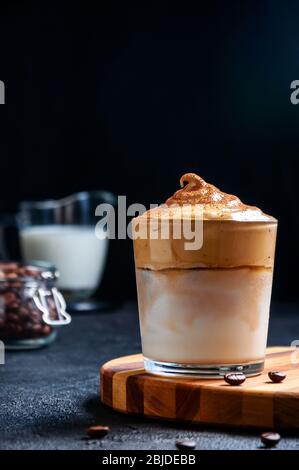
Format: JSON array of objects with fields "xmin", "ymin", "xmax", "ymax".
[{"xmin": 33, "ymin": 287, "xmax": 71, "ymax": 326}]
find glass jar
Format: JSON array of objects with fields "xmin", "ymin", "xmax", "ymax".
[{"xmin": 0, "ymin": 262, "xmax": 71, "ymax": 349}]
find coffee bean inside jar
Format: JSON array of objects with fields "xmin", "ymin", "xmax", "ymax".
[{"xmin": 0, "ymin": 262, "xmax": 71, "ymax": 349}]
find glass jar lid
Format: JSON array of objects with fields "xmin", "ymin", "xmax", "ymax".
[{"xmin": 0, "ymin": 261, "xmax": 59, "ymax": 283}]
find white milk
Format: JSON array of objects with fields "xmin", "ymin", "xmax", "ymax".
[{"xmin": 20, "ymin": 225, "xmax": 108, "ymax": 291}]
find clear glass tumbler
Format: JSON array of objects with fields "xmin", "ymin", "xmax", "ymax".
[
  {"xmin": 18, "ymin": 191, "xmax": 116, "ymax": 305},
  {"xmin": 133, "ymin": 217, "xmax": 278, "ymax": 378}
]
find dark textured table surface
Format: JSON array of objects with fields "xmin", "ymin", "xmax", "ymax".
[{"xmin": 1, "ymin": 301, "xmax": 299, "ymax": 450}]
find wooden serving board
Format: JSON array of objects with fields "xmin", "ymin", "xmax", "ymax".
[{"xmin": 100, "ymin": 347, "xmax": 299, "ymax": 430}]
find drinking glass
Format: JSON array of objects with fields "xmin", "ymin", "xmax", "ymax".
[{"xmin": 5, "ymin": 191, "xmax": 116, "ymax": 309}]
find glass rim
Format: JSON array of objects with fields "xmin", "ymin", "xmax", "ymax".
[
  {"xmin": 0, "ymin": 260, "xmax": 59, "ymax": 283},
  {"xmin": 19, "ymin": 190, "xmax": 116, "ymax": 211}
]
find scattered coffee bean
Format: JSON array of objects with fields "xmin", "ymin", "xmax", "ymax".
[
  {"xmin": 175, "ymin": 438, "xmax": 196, "ymax": 450},
  {"xmin": 86, "ymin": 425, "xmax": 110, "ymax": 439},
  {"xmin": 268, "ymin": 371, "xmax": 286, "ymax": 383},
  {"xmin": 260, "ymin": 432, "xmax": 281, "ymax": 448},
  {"xmin": 224, "ymin": 373, "xmax": 246, "ymax": 385}
]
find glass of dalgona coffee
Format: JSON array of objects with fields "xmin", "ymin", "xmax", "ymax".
[{"xmin": 133, "ymin": 173, "xmax": 277, "ymax": 378}]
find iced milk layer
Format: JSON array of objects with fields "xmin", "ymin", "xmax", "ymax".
[{"xmin": 136, "ymin": 267, "xmax": 273, "ymax": 364}]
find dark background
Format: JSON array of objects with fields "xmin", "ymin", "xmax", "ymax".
[{"xmin": 0, "ymin": 0, "xmax": 298, "ymax": 302}]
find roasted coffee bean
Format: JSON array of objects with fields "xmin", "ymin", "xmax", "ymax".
[
  {"xmin": 6, "ymin": 272, "xmax": 18, "ymax": 279},
  {"xmin": 0, "ymin": 262, "xmax": 18, "ymax": 271},
  {"xmin": 31, "ymin": 310, "xmax": 41, "ymax": 318},
  {"xmin": 7, "ymin": 324, "xmax": 22, "ymax": 335},
  {"xmin": 11, "ymin": 282, "xmax": 22, "ymax": 289},
  {"xmin": 24, "ymin": 322, "xmax": 34, "ymax": 332},
  {"xmin": 42, "ymin": 325, "xmax": 51, "ymax": 336},
  {"xmin": 7, "ymin": 313, "xmax": 19, "ymax": 324},
  {"xmin": 19, "ymin": 307, "xmax": 29, "ymax": 318},
  {"xmin": 16, "ymin": 267, "xmax": 27, "ymax": 277},
  {"xmin": 14, "ymin": 325, "xmax": 23, "ymax": 335},
  {"xmin": 32, "ymin": 324, "xmax": 42, "ymax": 334},
  {"xmin": 28, "ymin": 301, "xmax": 37, "ymax": 310},
  {"xmin": 23, "ymin": 267, "xmax": 40, "ymax": 278},
  {"xmin": 4, "ymin": 292, "xmax": 16, "ymax": 305},
  {"xmin": 9, "ymin": 287, "xmax": 21, "ymax": 295},
  {"xmin": 175, "ymin": 439, "xmax": 197, "ymax": 450},
  {"xmin": 10, "ymin": 301, "xmax": 20, "ymax": 309},
  {"xmin": 31, "ymin": 307, "xmax": 41, "ymax": 315},
  {"xmin": 260, "ymin": 432, "xmax": 281, "ymax": 448},
  {"xmin": 86, "ymin": 425, "xmax": 110, "ymax": 439},
  {"xmin": 268, "ymin": 371, "xmax": 286, "ymax": 383},
  {"xmin": 48, "ymin": 298, "xmax": 56, "ymax": 309},
  {"xmin": 31, "ymin": 315, "xmax": 42, "ymax": 325},
  {"xmin": 224, "ymin": 373, "xmax": 246, "ymax": 386}
]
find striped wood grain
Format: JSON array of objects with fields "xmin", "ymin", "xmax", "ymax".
[{"xmin": 100, "ymin": 347, "xmax": 299, "ymax": 429}]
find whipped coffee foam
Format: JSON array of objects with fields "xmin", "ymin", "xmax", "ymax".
[
  {"xmin": 137, "ymin": 173, "xmax": 276, "ymax": 222},
  {"xmin": 133, "ymin": 173, "xmax": 277, "ymax": 270},
  {"xmin": 167, "ymin": 173, "xmax": 244, "ymax": 206}
]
